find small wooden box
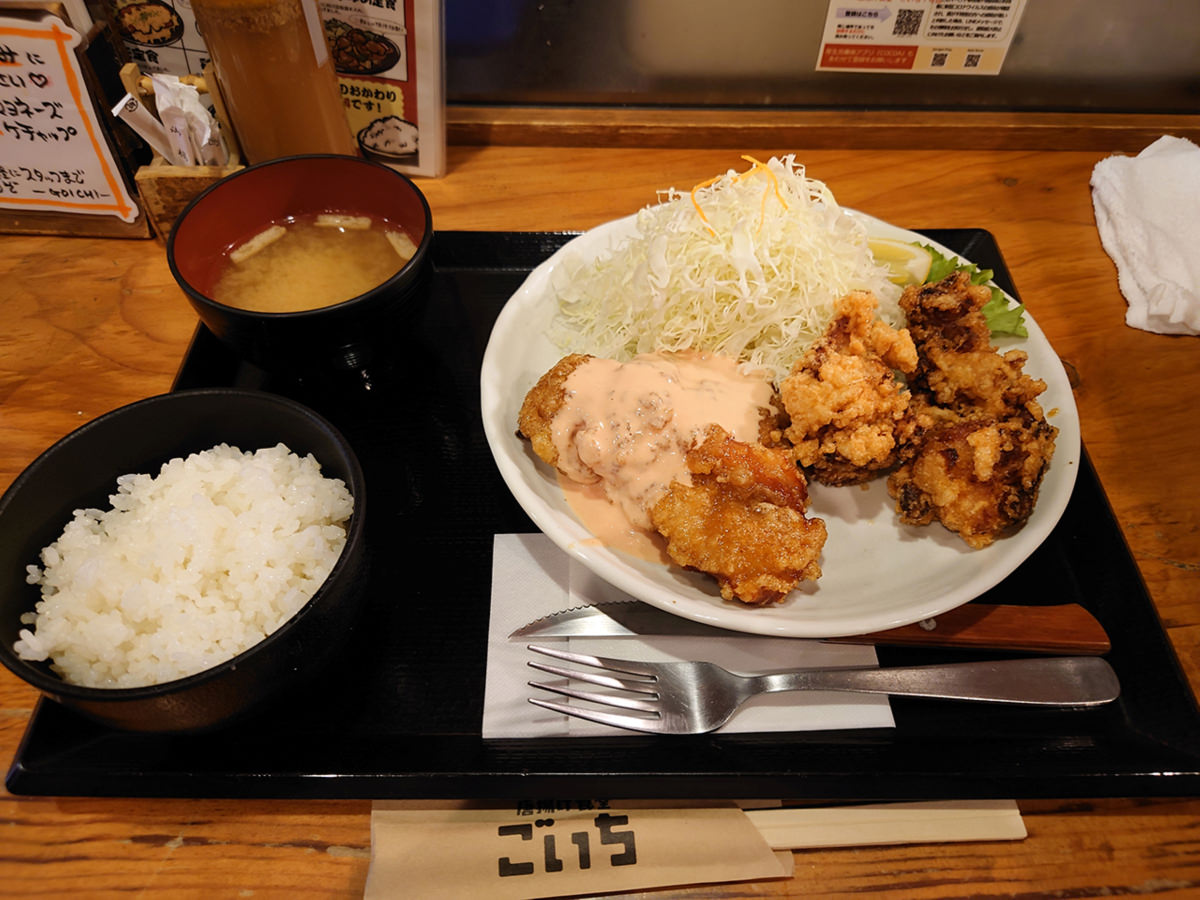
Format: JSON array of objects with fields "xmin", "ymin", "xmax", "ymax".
[
  {"xmin": 134, "ymin": 158, "xmax": 243, "ymax": 238},
  {"xmin": 120, "ymin": 62, "xmax": 244, "ymax": 237}
]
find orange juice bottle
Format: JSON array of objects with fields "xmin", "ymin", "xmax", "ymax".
[{"xmin": 191, "ymin": 0, "xmax": 356, "ymax": 163}]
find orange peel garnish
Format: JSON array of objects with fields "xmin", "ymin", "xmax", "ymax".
[
  {"xmin": 738, "ymin": 155, "xmax": 789, "ymax": 230},
  {"xmin": 689, "ymin": 174, "xmax": 722, "ymax": 236},
  {"xmin": 690, "ymin": 156, "xmax": 789, "ymax": 236}
]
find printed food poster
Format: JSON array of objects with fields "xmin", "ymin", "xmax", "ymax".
[
  {"xmin": 817, "ymin": 0, "xmax": 1027, "ymax": 75},
  {"xmin": 106, "ymin": 0, "xmax": 210, "ymax": 77},
  {"xmin": 320, "ymin": 0, "xmax": 443, "ymax": 176},
  {"xmin": 320, "ymin": 0, "xmax": 418, "ymax": 165},
  {"xmin": 106, "ymin": 0, "xmax": 443, "ymax": 176}
]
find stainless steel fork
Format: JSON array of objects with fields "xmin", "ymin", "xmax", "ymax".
[{"xmin": 526, "ymin": 644, "xmax": 1120, "ymax": 734}]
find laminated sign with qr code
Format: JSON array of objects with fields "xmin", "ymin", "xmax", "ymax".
[{"xmin": 817, "ymin": 0, "xmax": 1027, "ymax": 75}]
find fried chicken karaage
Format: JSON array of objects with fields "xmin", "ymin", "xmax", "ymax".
[
  {"xmin": 517, "ymin": 353, "xmax": 825, "ymax": 604},
  {"xmin": 650, "ymin": 426, "xmax": 826, "ymax": 604},
  {"xmin": 779, "ymin": 291, "xmax": 920, "ymax": 486},
  {"xmin": 516, "ymin": 266, "xmax": 1059, "ymax": 604},
  {"xmin": 887, "ymin": 410, "xmax": 1058, "ymax": 549},
  {"xmin": 886, "ymin": 272, "xmax": 1057, "ymax": 548},
  {"xmin": 517, "ymin": 350, "xmax": 786, "ymax": 527},
  {"xmin": 517, "ymin": 352, "xmax": 593, "ymax": 471},
  {"xmin": 902, "ymin": 271, "xmax": 1049, "ymax": 419}
]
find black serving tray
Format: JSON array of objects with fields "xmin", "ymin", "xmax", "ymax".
[{"xmin": 8, "ymin": 229, "xmax": 1200, "ymax": 800}]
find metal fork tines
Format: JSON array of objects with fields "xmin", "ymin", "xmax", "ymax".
[{"xmin": 526, "ymin": 644, "xmax": 1121, "ymax": 735}]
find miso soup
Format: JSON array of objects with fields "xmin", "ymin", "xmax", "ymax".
[{"xmin": 213, "ymin": 212, "xmax": 418, "ymax": 313}]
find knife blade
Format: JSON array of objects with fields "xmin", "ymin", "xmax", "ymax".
[{"xmin": 509, "ymin": 601, "xmax": 1111, "ymax": 654}]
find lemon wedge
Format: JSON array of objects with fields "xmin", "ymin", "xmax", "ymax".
[{"xmin": 869, "ymin": 238, "xmax": 933, "ymax": 286}]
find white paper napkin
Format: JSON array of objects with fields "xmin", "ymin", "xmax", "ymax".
[
  {"xmin": 1090, "ymin": 134, "xmax": 1200, "ymax": 335},
  {"xmin": 482, "ymin": 533, "xmax": 895, "ymax": 738}
]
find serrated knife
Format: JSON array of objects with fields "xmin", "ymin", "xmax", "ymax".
[{"xmin": 509, "ymin": 601, "xmax": 1111, "ymax": 654}]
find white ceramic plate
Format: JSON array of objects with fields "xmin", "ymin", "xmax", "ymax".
[{"xmin": 480, "ymin": 211, "xmax": 1081, "ymax": 638}]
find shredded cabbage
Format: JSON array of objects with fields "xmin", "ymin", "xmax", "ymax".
[{"xmin": 549, "ymin": 155, "xmax": 902, "ymax": 382}]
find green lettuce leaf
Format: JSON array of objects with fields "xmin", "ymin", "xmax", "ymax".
[{"xmin": 919, "ymin": 243, "xmax": 1027, "ymax": 338}]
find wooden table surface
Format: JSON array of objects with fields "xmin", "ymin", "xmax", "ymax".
[{"xmin": 2, "ymin": 144, "xmax": 1199, "ymax": 898}]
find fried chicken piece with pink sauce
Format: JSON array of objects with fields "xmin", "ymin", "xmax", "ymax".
[
  {"xmin": 649, "ymin": 425, "xmax": 827, "ymax": 605},
  {"xmin": 779, "ymin": 290, "xmax": 920, "ymax": 486},
  {"xmin": 516, "ymin": 352, "xmax": 593, "ymax": 470}
]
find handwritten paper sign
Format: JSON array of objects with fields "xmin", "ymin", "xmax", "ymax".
[{"xmin": 0, "ymin": 13, "xmax": 139, "ymax": 223}]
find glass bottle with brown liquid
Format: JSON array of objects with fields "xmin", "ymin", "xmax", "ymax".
[{"xmin": 190, "ymin": 0, "xmax": 356, "ymax": 163}]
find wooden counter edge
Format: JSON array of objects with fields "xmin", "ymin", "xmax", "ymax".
[{"xmin": 447, "ymin": 106, "xmax": 1200, "ymax": 152}]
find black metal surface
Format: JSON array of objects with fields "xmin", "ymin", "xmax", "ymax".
[{"xmin": 8, "ymin": 229, "xmax": 1200, "ymax": 800}]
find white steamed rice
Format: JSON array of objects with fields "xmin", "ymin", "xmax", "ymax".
[{"xmin": 13, "ymin": 443, "xmax": 354, "ymax": 689}]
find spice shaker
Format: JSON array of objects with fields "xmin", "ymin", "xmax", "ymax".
[{"xmin": 189, "ymin": 0, "xmax": 355, "ymax": 163}]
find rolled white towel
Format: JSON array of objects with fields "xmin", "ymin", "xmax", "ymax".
[{"xmin": 1090, "ymin": 135, "xmax": 1200, "ymax": 336}]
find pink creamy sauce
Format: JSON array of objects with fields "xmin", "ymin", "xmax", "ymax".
[
  {"xmin": 557, "ymin": 475, "xmax": 672, "ymax": 563},
  {"xmin": 550, "ymin": 351, "xmax": 775, "ymax": 563}
]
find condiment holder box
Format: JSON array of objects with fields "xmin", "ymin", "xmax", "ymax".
[
  {"xmin": 120, "ymin": 62, "xmax": 244, "ymax": 238},
  {"xmin": 134, "ymin": 158, "xmax": 243, "ymax": 239}
]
